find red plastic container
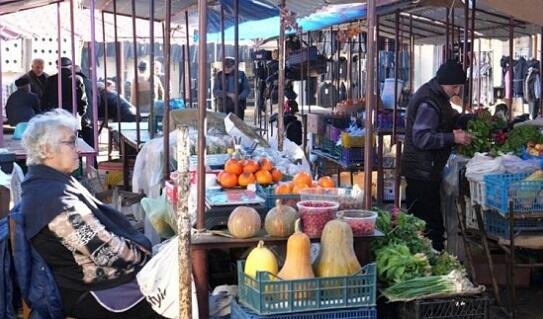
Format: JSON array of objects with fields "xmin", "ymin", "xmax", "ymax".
[{"xmin": 297, "ymin": 200, "xmax": 339, "ymax": 237}]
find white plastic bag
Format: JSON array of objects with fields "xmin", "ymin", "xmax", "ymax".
[{"xmin": 136, "ymin": 237, "xmax": 199, "ymax": 318}]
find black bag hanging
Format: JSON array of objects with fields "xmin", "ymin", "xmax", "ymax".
[{"xmin": 318, "ymin": 82, "xmax": 338, "ymax": 108}]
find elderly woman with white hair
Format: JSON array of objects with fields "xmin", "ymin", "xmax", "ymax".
[{"xmin": 20, "ymin": 109, "xmax": 162, "ymax": 318}]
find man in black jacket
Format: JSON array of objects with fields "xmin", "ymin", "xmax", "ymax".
[
  {"xmin": 22, "ymin": 58, "xmax": 48, "ymax": 106},
  {"xmin": 5, "ymin": 77, "xmax": 41, "ymax": 126},
  {"xmin": 401, "ymin": 60, "xmax": 472, "ymax": 251},
  {"xmin": 213, "ymin": 57, "xmax": 250, "ymax": 120},
  {"xmin": 42, "ymin": 57, "xmax": 88, "ymax": 117}
]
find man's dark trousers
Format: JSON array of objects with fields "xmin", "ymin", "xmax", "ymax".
[{"xmin": 405, "ymin": 178, "xmax": 444, "ymax": 251}]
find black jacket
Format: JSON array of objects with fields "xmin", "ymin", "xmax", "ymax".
[
  {"xmin": 99, "ymin": 89, "xmax": 137, "ymax": 122},
  {"xmin": 5, "ymin": 89, "xmax": 41, "ymax": 126},
  {"xmin": 23, "ymin": 70, "xmax": 48, "ymax": 105},
  {"xmin": 42, "ymin": 68, "xmax": 88, "ymax": 116},
  {"xmin": 401, "ymin": 79, "xmax": 458, "ymax": 181}
]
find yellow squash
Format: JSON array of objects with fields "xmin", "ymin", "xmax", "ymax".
[
  {"xmin": 244, "ymin": 240, "xmax": 278, "ymax": 279},
  {"xmin": 277, "ymin": 219, "xmax": 315, "ymax": 280},
  {"xmin": 315, "ymin": 217, "xmax": 361, "ymax": 277}
]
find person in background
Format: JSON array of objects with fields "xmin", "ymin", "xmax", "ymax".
[
  {"xmin": 75, "ymin": 65, "xmax": 95, "ymax": 147},
  {"xmin": 130, "ymin": 61, "xmax": 164, "ymax": 114},
  {"xmin": 5, "ymin": 77, "xmax": 41, "ymax": 126},
  {"xmin": 401, "ymin": 60, "xmax": 473, "ymax": 251},
  {"xmin": 153, "ymin": 60, "xmax": 165, "ymax": 90},
  {"xmin": 20, "ymin": 109, "xmax": 163, "ymax": 318},
  {"xmin": 213, "ymin": 57, "xmax": 250, "ymax": 120},
  {"xmin": 22, "ymin": 58, "xmax": 49, "ymax": 106},
  {"xmin": 42, "ymin": 57, "xmax": 88, "ymax": 118},
  {"xmin": 99, "ymin": 80, "xmax": 137, "ymax": 122}
]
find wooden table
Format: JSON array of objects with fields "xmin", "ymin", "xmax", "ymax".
[
  {"xmin": 1, "ymin": 134, "xmax": 96, "ymax": 172},
  {"xmin": 108, "ymin": 122, "xmax": 151, "ymax": 189},
  {"xmin": 191, "ymin": 229, "xmax": 384, "ymax": 318}
]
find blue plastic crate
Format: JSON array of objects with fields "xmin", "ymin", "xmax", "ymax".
[
  {"xmin": 256, "ymin": 185, "xmax": 300, "ymax": 210},
  {"xmin": 237, "ymin": 260, "xmax": 376, "ymax": 316},
  {"xmin": 231, "ymin": 300, "xmax": 377, "ymax": 319},
  {"xmin": 484, "ymin": 173, "xmax": 543, "ymax": 214},
  {"xmin": 484, "ymin": 209, "xmax": 543, "ymax": 238}
]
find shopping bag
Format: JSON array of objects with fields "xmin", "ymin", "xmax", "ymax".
[{"xmin": 136, "ymin": 237, "xmax": 199, "ymax": 318}]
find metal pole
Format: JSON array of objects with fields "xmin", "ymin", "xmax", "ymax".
[
  {"xmin": 359, "ymin": 21, "xmax": 363, "ymax": 99},
  {"xmin": 469, "ymin": 0, "xmax": 476, "ymax": 111},
  {"xmin": 364, "ymin": 0, "xmax": 376, "ymax": 209},
  {"xmin": 220, "ymin": 5, "xmax": 226, "ymax": 113},
  {"xmin": 234, "ymin": 0, "xmax": 240, "ymax": 117},
  {"xmin": 57, "ymin": 2, "xmax": 63, "ymax": 109},
  {"xmin": 113, "ymin": 0, "xmax": 122, "ymax": 141},
  {"xmin": 451, "ymin": 8, "xmax": 455, "ymax": 52},
  {"xmin": 181, "ymin": 44, "xmax": 186, "ymax": 103},
  {"xmin": 309, "ymin": 31, "xmax": 313, "ymax": 113},
  {"xmin": 462, "ymin": 0, "xmax": 469, "ymax": 113},
  {"xmin": 540, "ymin": 29, "xmax": 543, "ymax": 117},
  {"xmin": 185, "ymin": 11, "xmax": 193, "ymax": 108},
  {"xmin": 375, "ymin": 16, "xmax": 380, "ymax": 111},
  {"xmin": 478, "ymin": 38, "xmax": 482, "ymax": 107},
  {"xmin": 410, "ymin": 14, "xmax": 414, "ymax": 93},
  {"xmin": 446, "ymin": 7, "xmax": 450, "ymax": 60},
  {"xmin": 164, "ymin": 0, "xmax": 171, "ymax": 180},
  {"xmin": 195, "ymin": 0, "xmax": 209, "ymax": 317},
  {"xmin": 69, "ymin": 0, "xmax": 77, "ymax": 116},
  {"xmin": 277, "ymin": 0, "xmax": 286, "ymax": 151},
  {"xmin": 101, "ymin": 11, "xmax": 109, "ymax": 136},
  {"xmin": 0, "ymin": 17, "xmax": 4, "ymax": 147},
  {"xmin": 393, "ymin": 10, "xmax": 399, "ymax": 142},
  {"xmin": 131, "ymin": 0, "xmax": 140, "ymax": 146},
  {"xmin": 508, "ymin": 17, "xmax": 514, "ymax": 120},
  {"xmin": 149, "ymin": 0, "xmax": 155, "ymax": 138},
  {"xmin": 89, "ymin": 0, "xmax": 99, "ymax": 152}
]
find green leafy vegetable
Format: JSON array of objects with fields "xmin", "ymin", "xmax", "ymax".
[{"xmin": 376, "ymin": 244, "xmax": 432, "ymax": 284}]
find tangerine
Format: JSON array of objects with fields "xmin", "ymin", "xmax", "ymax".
[
  {"xmin": 255, "ymin": 169, "xmax": 273, "ymax": 185},
  {"xmin": 218, "ymin": 172, "xmax": 238, "ymax": 188},
  {"xmin": 318, "ymin": 176, "xmax": 335, "ymax": 188},
  {"xmin": 271, "ymin": 168, "xmax": 283, "ymax": 183},
  {"xmin": 243, "ymin": 160, "xmax": 260, "ymax": 174},
  {"xmin": 259, "ymin": 158, "xmax": 274, "ymax": 171},
  {"xmin": 292, "ymin": 171, "xmax": 313, "ymax": 188},
  {"xmin": 225, "ymin": 159, "xmax": 243, "ymax": 175},
  {"xmin": 274, "ymin": 182, "xmax": 291, "ymax": 195},
  {"xmin": 238, "ymin": 173, "xmax": 256, "ymax": 187}
]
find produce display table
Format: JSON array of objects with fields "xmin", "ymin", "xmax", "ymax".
[
  {"xmin": 1, "ymin": 134, "xmax": 96, "ymax": 172},
  {"xmin": 191, "ymin": 229, "xmax": 384, "ymax": 318}
]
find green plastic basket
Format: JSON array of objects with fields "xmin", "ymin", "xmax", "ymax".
[{"xmin": 237, "ymin": 260, "xmax": 376, "ymax": 315}]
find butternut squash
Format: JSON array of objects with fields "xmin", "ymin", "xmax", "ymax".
[
  {"xmin": 265, "ymin": 200, "xmax": 299, "ymax": 237},
  {"xmin": 277, "ymin": 219, "xmax": 315, "ymax": 280},
  {"xmin": 315, "ymin": 217, "xmax": 361, "ymax": 277},
  {"xmin": 244, "ymin": 241, "xmax": 278, "ymax": 279}
]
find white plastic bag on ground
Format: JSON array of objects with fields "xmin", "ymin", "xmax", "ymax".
[{"xmin": 136, "ymin": 237, "xmax": 199, "ymax": 318}]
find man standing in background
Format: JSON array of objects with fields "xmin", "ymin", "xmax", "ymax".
[{"xmin": 23, "ymin": 58, "xmax": 49, "ymax": 106}]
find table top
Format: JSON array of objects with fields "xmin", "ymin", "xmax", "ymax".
[
  {"xmin": 108, "ymin": 122, "xmax": 152, "ymax": 147},
  {"xmin": 108, "ymin": 122, "xmax": 150, "ymax": 132},
  {"xmin": 1, "ymin": 135, "xmax": 95, "ymax": 159},
  {"xmin": 192, "ymin": 229, "xmax": 384, "ymax": 249}
]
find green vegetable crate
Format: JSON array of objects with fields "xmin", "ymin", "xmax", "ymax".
[{"xmin": 237, "ymin": 260, "xmax": 376, "ymax": 315}]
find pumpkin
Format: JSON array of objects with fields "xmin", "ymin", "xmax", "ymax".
[
  {"xmin": 274, "ymin": 183, "xmax": 291, "ymax": 195},
  {"xmin": 318, "ymin": 176, "xmax": 335, "ymax": 188},
  {"xmin": 255, "ymin": 169, "xmax": 273, "ymax": 185},
  {"xmin": 259, "ymin": 158, "xmax": 274, "ymax": 171},
  {"xmin": 243, "ymin": 160, "xmax": 260, "ymax": 174},
  {"xmin": 244, "ymin": 240, "xmax": 278, "ymax": 278},
  {"xmin": 271, "ymin": 168, "xmax": 283, "ymax": 183},
  {"xmin": 238, "ymin": 173, "xmax": 256, "ymax": 187},
  {"xmin": 277, "ymin": 219, "xmax": 314, "ymax": 280},
  {"xmin": 225, "ymin": 159, "xmax": 243, "ymax": 175},
  {"xmin": 314, "ymin": 217, "xmax": 361, "ymax": 277},
  {"xmin": 292, "ymin": 171, "xmax": 313, "ymax": 188},
  {"xmin": 218, "ymin": 172, "xmax": 238, "ymax": 188},
  {"xmin": 265, "ymin": 200, "xmax": 299, "ymax": 237},
  {"xmin": 228, "ymin": 206, "xmax": 261, "ymax": 238}
]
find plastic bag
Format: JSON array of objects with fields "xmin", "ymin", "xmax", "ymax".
[
  {"xmin": 136, "ymin": 237, "xmax": 198, "ymax": 318},
  {"xmin": 141, "ymin": 194, "xmax": 176, "ymax": 238}
]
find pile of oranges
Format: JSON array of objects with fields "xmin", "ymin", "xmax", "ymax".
[
  {"xmin": 274, "ymin": 172, "xmax": 335, "ymax": 194},
  {"xmin": 217, "ymin": 158, "xmax": 283, "ymax": 188}
]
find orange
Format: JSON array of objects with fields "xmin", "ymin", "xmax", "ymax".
[
  {"xmin": 225, "ymin": 159, "xmax": 243, "ymax": 175},
  {"xmin": 291, "ymin": 183, "xmax": 308, "ymax": 194},
  {"xmin": 292, "ymin": 171, "xmax": 313, "ymax": 188},
  {"xmin": 255, "ymin": 169, "xmax": 273, "ymax": 185},
  {"xmin": 238, "ymin": 173, "xmax": 256, "ymax": 187},
  {"xmin": 318, "ymin": 176, "xmax": 335, "ymax": 188},
  {"xmin": 243, "ymin": 160, "xmax": 261, "ymax": 174},
  {"xmin": 274, "ymin": 182, "xmax": 292, "ymax": 195},
  {"xmin": 259, "ymin": 158, "xmax": 274, "ymax": 171},
  {"xmin": 271, "ymin": 168, "xmax": 283, "ymax": 183},
  {"xmin": 218, "ymin": 172, "xmax": 238, "ymax": 188}
]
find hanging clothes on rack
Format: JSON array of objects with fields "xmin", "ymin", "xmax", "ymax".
[{"xmin": 524, "ymin": 59, "xmax": 541, "ymax": 119}]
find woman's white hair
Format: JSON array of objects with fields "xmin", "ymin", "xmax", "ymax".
[{"xmin": 22, "ymin": 109, "xmax": 78, "ymax": 165}]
